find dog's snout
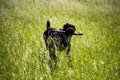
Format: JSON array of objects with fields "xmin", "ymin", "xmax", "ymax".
[{"xmin": 66, "ymin": 28, "xmax": 75, "ymax": 34}]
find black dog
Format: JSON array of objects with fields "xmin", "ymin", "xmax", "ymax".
[{"xmin": 43, "ymin": 21, "xmax": 83, "ymax": 62}]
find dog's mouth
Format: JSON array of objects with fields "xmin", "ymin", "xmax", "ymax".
[{"xmin": 66, "ymin": 28, "xmax": 75, "ymax": 34}]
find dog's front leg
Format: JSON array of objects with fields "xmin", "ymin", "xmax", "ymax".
[
  {"xmin": 66, "ymin": 44, "xmax": 72, "ymax": 67},
  {"xmin": 66, "ymin": 45, "xmax": 71, "ymax": 58},
  {"xmin": 49, "ymin": 48, "xmax": 57, "ymax": 70},
  {"xmin": 49, "ymin": 48, "xmax": 56, "ymax": 61}
]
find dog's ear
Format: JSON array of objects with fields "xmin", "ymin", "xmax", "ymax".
[{"xmin": 63, "ymin": 23, "xmax": 69, "ymax": 31}]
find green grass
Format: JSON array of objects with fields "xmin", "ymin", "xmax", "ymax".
[{"xmin": 0, "ymin": 0, "xmax": 120, "ymax": 80}]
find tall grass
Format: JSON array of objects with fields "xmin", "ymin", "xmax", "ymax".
[{"xmin": 0, "ymin": 0, "xmax": 120, "ymax": 80}]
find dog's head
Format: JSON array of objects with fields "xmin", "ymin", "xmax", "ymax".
[{"xmin": 63, "ymin": 23, "xmax": 83, "ymax": 36}]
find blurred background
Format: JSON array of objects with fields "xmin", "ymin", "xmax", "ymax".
[{"xmin": 0, "ymin": 0, "xmax": 120, "ymax": 80}]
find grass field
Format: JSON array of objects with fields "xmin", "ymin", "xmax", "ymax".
[{"xmin": 0, "ymin": 0, "xmax": 120, "ymax": 80}]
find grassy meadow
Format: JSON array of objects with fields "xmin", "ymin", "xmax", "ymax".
[{"xmin": 0, "ymin": 0, "xmax": 120, "ymax": 80}]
